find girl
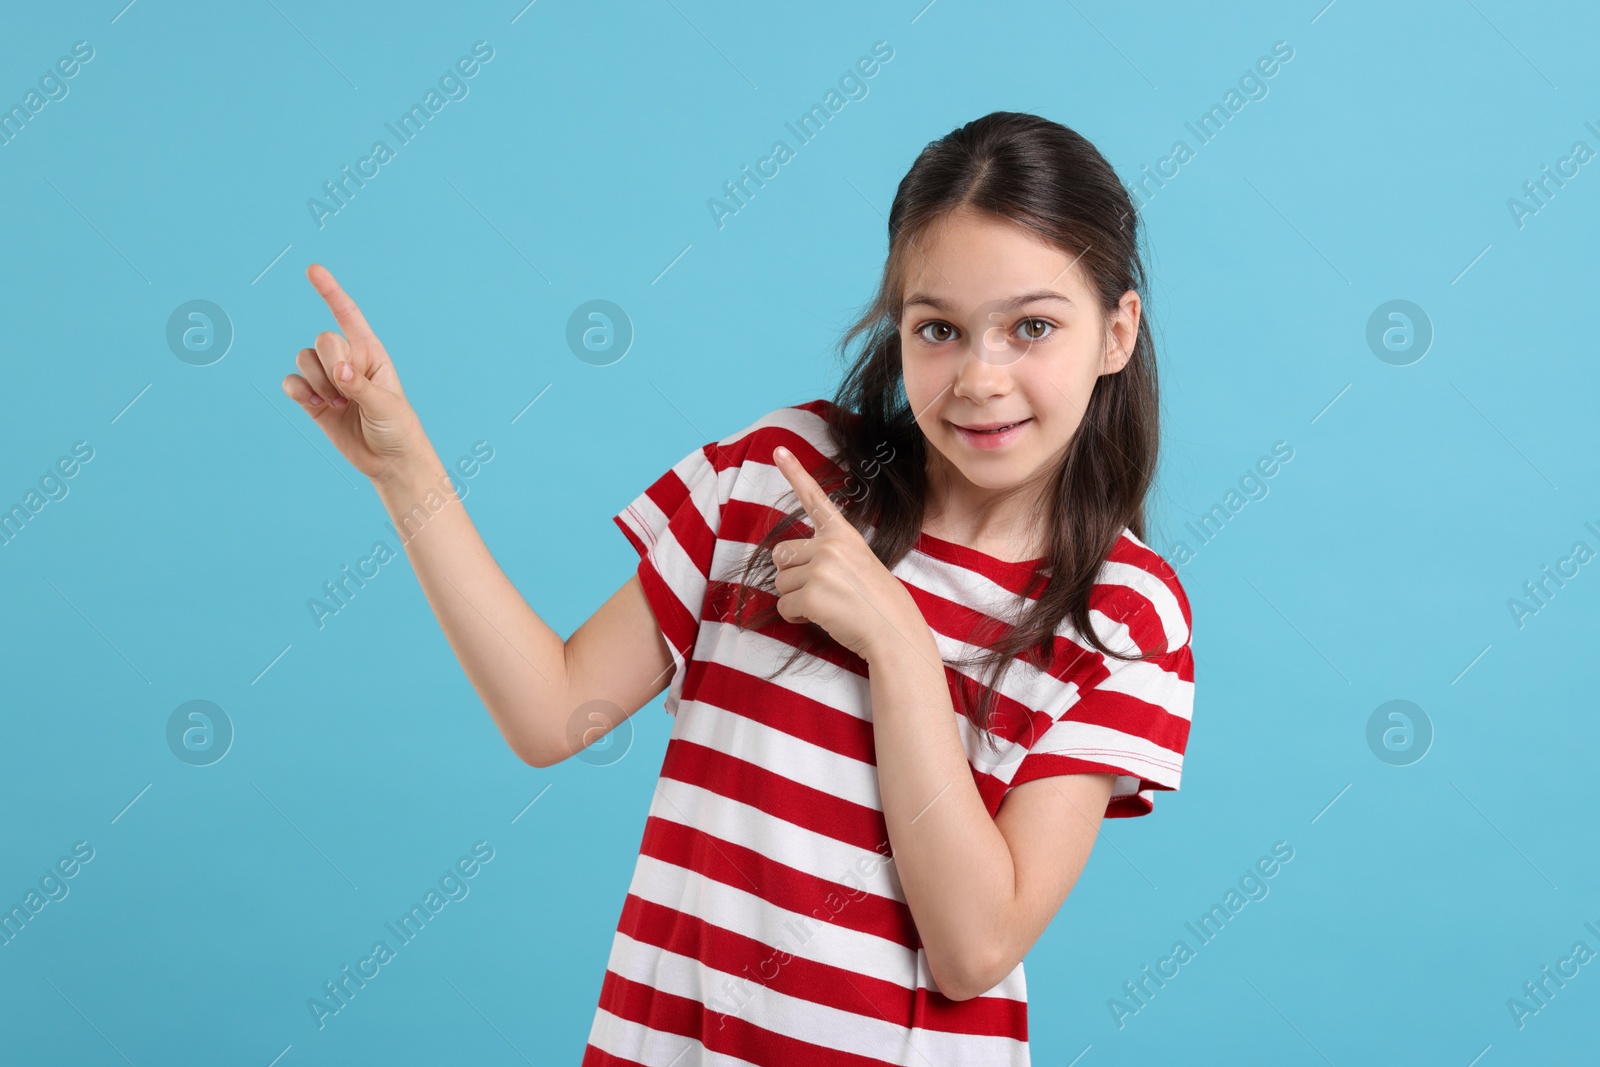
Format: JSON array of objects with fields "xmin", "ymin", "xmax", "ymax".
[{"xmin": 282, "ymin": 110, "xmax": 1193, "ymax": 1066}]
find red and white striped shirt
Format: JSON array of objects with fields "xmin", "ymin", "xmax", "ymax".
[{"xmin": 586, "ymin": 399, "xmax": 1194, "ymax": 1065}]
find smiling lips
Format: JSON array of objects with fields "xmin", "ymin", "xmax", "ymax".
[
  {"xmin": 950, "ymin": 417, "xmax": 1031, "ymax": 449},
  {"xmin": 955, "ymin": 420, "xmax": 1028, "ymax": 432}
]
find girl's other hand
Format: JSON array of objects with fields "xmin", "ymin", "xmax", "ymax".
[{"xmin": 281, "ymin": 263, "xmax": 428, "ymax": 481}]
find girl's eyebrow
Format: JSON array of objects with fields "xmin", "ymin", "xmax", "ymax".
[{"xmin": 903, "ymin": 289, "xmax": 1075, "ymax": 312}]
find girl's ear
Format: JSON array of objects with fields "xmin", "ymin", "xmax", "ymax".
[
  {"xmin": 1100, "ymin": 289, "xmax": 1141, "ymax": 375},
  {"xmin": 1101, "ymin": 335, "xmax": 1130, "ymax": 375}
]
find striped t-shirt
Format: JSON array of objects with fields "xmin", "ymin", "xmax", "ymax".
[{"xmin": 585, "ymin": 398, "xmax": 1194, "ymax": 1066}]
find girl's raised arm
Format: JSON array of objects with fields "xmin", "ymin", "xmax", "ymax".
[{"xmin": 282, "ymin": 263, "xmax": 673, "ymax": 767}]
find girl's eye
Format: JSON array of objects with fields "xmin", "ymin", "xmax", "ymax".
[{"xmin": 913, "ymin": 318, "xmax": 1056, "ymax": 345}]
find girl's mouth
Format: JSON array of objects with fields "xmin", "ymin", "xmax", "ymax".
[{"xmin": 950, "ymin": 418, "xmax": 1031, "ymax": 450}]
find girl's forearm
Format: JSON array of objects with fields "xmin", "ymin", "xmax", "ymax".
[
  {"xmin": 372, "ymin": 447, "xmax": 568, "ymax": 764},
  {"xmin": 866, "ymin": 629, "xmax": 1019, "ymax": 1000}
]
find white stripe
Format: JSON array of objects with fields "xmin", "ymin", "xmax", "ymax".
[
  {"xmin": 720, "ymin": 402, "xmax": 832, "ymax": 450},
  {"xmin": 625, "ymin": 494, "xmax": 709, "ymax": 623},
  {"xmin": 689, "ymin": 618, "xmax": 1055, "ymax": 785},
  {"xmin": 690, "ymin": 620, "xmax": 874, "ymax": 721},
  {"xmin": 892, "ymin": 546, "xmax": 1038, "ymax": 625},
  {"xmin": 692, "ymin": 591, "xmax": 1079, "ymax": 728},
  {"xmin": 676, "ymin": 698, "xmax": 882, "ymax": 812},
  {"xmin": 619, "ymin": 432, "xmax": 765, "ymax": 717},
  {"xmin": 959, "ymin": 647, "xmax": 1191, "ymax": 787},
  {"xmin": 586, "ymin": 1008, "xmax": 763, "ymax": 1067},
  {"xmin": 683, "ymin": 568, "xmax": 1186, "ymax": 798},
  {"xmin": 953, "ymin": 708, "xmax": 1035, "ymax": 780},
  {"xmin": 647, "ymin": 774, "xmax": 905, "ymax": 904},
  {"xmin": 596, "ymin": 931, "xmax": 1029, "ymax": 1066},
  {"xmin": 1010, "ymin": 719, "xmax": 1183, "ymax": 785},
  {"xmin": 1097, "ymin": 656, "xmax": 1194, "ymax": 721},
  {"xmin": 623, "ymin": 852, "xmax": 917, "ymax": 987},
  {"xmin": 683, "ymin": 592, "xmax": 1187, "ymax": 790},
  {"xmin": 1098, "ymin": 557, "xmax": 1190, "ymax": 647}
]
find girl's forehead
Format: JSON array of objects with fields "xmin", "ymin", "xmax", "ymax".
[
  {"xmin": 901, "ymin": 224, "xmax": 1086, "ymax": 291},
  {"xmin": 898, "ymin": 262, "xmax": 1092, "ymax": 317}
]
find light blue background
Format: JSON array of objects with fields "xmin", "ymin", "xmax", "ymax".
[{"xmin": 1, "ymin": 0, "xmax": 1596, "ymax": 1063}]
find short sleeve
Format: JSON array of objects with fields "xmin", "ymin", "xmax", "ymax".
[
  {"xmin": 612, "ymin": 441, "xmax": 727, "ymax": 716},
  {"xmin": 1006, "ymin": 563, "xmax": 1195, "ymax": 818}
]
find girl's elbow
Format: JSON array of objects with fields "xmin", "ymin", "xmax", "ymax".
[
  {"xmin": 490, "ymin": 697, "xmax": 566, "ymax": 768},
  {"xmin": 932, "ymin": 947, "xmax": 1004, "ymax": 1003},
  {"xmin": 516, "ymin": 734, "xmax": 568, "ymax": 769},
  {"xmin": 504, "ymin": 719, "xmax": 560, "ymax": 768}
]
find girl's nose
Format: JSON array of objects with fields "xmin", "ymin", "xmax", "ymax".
[{"xmin": 953, "ymin": 337, "xmax": 1013, "ymax": 401}]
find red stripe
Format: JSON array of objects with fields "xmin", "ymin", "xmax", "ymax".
[
  {"xmin": 627, "ymin": 538, "xmax": 699, "ymax": 663},
  {"xmin": 580, "ymin": 1045, "xmax": 648, "ymax": 1067},
  {"xmin": 638, "ymin": 814, "xmax": 916, "ymax": 948},
  {"xmin": 1004, "ymin": 757, "xmax": 1171, "ymax": 821},
  {"xmin": 1108, "ymin": 792, "xmax": 1156, "ymax": 818},
  {"xmin": 647, "ymin": 462, "xmax": 718, "ymax": 583},
  {"xmin": 663, "ymin": 740, "xmax": 887, "ymax": 855},
  {"xmin": 1060, "ymin": 681, "xmax": 1192, "ymax": 753},
  {"xmin": 686, "ymin": 660, "xmax": 878, "ymax": 765},
  {"xmin": 685, "ymin": 589, "xmax": 1189, "ymax": 825},
  {"xmin": 898, "ymin": 579, "xmax": 1120, "ymax": 699},
  {"xmin": 613, "ymin": 512, "xmax": 649, "ymax": 559},
  {"xmin": 681, "ymin": 654, "xmax": 1039, "ymax": 823},
  {"xmin": 593, "ymin": 967, "xmax": 908, "ymax": 1067},
  {"xmin": 1090, "ymin": 582, "xmax": 1175, "ymax": 656},
  {"xmin": 605, "ymin": 894, "xmax": 1029, "ymax": 1041},
  {"xmin": 900, "ymin": 580, "xmax": 1018, "ymax": 654},
  {"xmin": 1009, "ymin": 752, "xmax": 1179, "ymax": 791},
  {"xmin": 704, "ymin": 576, "xmax": 869, "ymax": 678},
  {"xmin": 904, "ymin": 528, "xmax": 1047, "ymax": 596},
  {"xmin": 1111, "ymin": 534, "xmax": 1193, "ymax": 630}
]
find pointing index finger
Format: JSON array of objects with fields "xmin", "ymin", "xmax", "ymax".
[
  {"xmin": 773, "ymin": 445, "xmax": 843, "ymax": 534},
  {"xmin": 307, "ymin": 263, "xmax": 375, "ymax": 340}
]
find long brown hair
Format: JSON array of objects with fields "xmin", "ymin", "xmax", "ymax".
[{"xmin": 726, "ymin": 110, "xmax": 1170, "ymax": 749}]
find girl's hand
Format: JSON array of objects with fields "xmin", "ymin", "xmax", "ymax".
[
  {"xmin": 281, "ymin": 264, "xmax": 428, "ymax": 481},
  {"xmin": 770, "ymin": 445, "xmax": 931, "ymax": 663}
]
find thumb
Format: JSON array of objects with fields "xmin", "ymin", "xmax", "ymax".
[{"xmin": 332, "ymin": 358, "xmax": 399, "ymax": 417}]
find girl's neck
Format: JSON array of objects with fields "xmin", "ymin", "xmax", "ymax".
[{"xmin": 920, "ymin": 456, "xmax": 1049, "ymax": 563}]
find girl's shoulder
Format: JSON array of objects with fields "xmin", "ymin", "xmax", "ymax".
[
  {"xmin": 1087, "ymin": 527, "xmax": 1193, "ymax": 657},
  {"xmin": 708, "ymin": 397, "xmax": 847, "ymax": 473}
]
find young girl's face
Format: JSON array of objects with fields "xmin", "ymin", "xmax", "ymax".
[{"xmin": 897, "ymin": 207, "xmax": 1140, "ymax": 499}]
